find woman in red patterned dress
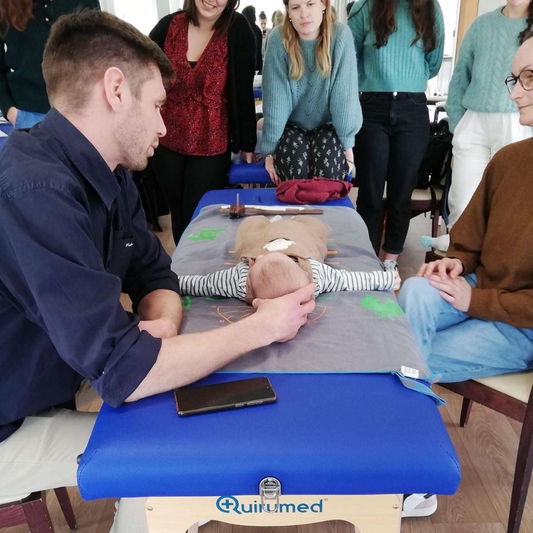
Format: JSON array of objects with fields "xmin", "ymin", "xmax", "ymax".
[{"xmin": 150, "ymin": 0, "xmax": 257, "ymax": 244}]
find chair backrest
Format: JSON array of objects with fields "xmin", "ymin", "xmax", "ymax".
[{"xmin": 417, "ymin": 118, "xmax": 453, "ymax": 191}]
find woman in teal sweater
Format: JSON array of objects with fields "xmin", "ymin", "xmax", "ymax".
[
  {"xmin": 434, "ymin": 1, "xmax": 533, "ymax": 252},
  {"xmin": 261, "ymin": 0, "xmax": 362, "ymax": 184},
  {"xmin": 0, "ymin": 0, "xmax": 100, "ymax": 129},
  {"xmin": 348, "ymin": 0, "xmax": 444, "ymax": 284}
]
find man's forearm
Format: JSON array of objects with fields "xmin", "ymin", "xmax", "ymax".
[
  {"xmin": 138, "ymin": 289, "xmax": 183, "ymax": 331},
  {"xmin": 125, "ymin": 314, "xmax": 270, "ymax": 402}
]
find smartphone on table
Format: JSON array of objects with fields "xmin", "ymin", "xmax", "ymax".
[{"xmin": 174, "ymin": 377, "xmax": 277, "ymax": 417}]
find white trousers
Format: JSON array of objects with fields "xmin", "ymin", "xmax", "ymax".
[
  {"xmin": 448, "ymin": 110, "xmax": 532, "ymax": 227},
  {"xmin": 0, "ymin": 383, "xmax": 148, "ymax": 533}
]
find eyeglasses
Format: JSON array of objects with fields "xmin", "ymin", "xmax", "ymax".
[{"xmin": 505, "ymin": 69, "xmax": 533, "ymax": 94}]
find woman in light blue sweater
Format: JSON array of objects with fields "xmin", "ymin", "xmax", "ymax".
[
  {"xmin": 348, "ymin": 0, "xmax": 444, "ymax": 284},
  {"xmin": 261, "ymin": 0, "xmax": 362, "ymax": 184},
  {"xmin": 437, "ymin": 1, "xmax": 533, "ymax": 251}
]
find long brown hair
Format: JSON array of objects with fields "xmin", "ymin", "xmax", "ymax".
[
  {"xmin": 281, "ymin": 0, "xmax": 334, "ymax": 81},
  {"xmin": 186, "ymin": 0, "xmax": 240, "ymax": 34},
  {"xmin": 354, "ymin": 0, "xmax": 437, "ymax": 53},
  {"xmin": 519, "ymin": 1, "xmax": 533, "ymax": 44},
  {"xmin": 0, "ymin": 0, "xmax": 34, "ymax": 32}
]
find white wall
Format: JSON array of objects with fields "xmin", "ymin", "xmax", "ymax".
[{"xmin": 478, "ymin": 0, "xmax": 504, "ymax": 16}]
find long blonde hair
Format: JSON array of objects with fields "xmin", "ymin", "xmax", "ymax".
[{"xmin": 281, "ymin": 0, "xmax": 333, "ymax": 81}]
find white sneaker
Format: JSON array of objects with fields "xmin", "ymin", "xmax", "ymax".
[
  {"xmin": 383, "ymin": 259, "xmax": 402, "ymax": 291},
  {"xmin": 402, "ymin": 493, "xmax": 438, "ymax": 518}
]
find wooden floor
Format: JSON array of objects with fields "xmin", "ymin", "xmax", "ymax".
[{"xmin": 3, "ymin": 207, "xmax": 532, "ymax": 533}]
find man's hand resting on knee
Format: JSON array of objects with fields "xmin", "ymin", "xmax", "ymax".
[
  {"xmin": 417, "ymin": 257, "xmax": 464, "ymax": 279},
  {"xmin": 126, "ymin": 283, "xmax": 316, "ymax": 402}
]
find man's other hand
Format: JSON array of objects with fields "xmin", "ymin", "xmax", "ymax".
[
  {"xmin": 417, "ymin": 257, "xmax": 463, "ymax": 279},
  {"xmin": 139, "ymin": 317, "xmax": 179, "ymax": 339},
  {"xmin": 252, "ymin": 283, "xmax": 316, "ymax": 343}
]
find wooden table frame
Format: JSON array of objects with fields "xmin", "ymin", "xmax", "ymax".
[{"xmin": 145, "ymin": 494, "xmax": 403, "ymax": 533}]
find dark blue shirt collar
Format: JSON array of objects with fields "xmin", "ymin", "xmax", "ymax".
[{"xmin": 40, "ymin": 109, "xmax": 121, "ymax": 211}]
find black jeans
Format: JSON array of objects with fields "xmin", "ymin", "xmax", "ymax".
[
  {"xmin": 274, "ymin": 124, "xmax": 349, "ymax": 181},
  {"xmin": 149, "ymin": 145, "xmax": 231, "ymax": 245},
  {"xmin": 355, "ymin": 92, "xmax": 430, "ymax": 255}
]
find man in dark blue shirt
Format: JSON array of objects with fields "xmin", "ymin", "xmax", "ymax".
[{"xmin": 0, "ymin": 10, "xmax": 315, "ymax": 527}]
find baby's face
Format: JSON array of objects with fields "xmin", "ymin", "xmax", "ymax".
[{"xmin": 249, "ymin": 253, "xmax": 310, "ymax": 299}]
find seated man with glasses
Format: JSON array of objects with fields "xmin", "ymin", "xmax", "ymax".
[{"xmin": 397, "ymin": 37, "xmax": 533, "ymax": 383}]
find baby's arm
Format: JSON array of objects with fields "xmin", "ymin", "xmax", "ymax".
[
  {"xmin": 313, "ymin": 262, "xmax": 395, "ymax": 293},
  {"xmin": 178, "ymin": 263, "xmax": 248, "ymax": 299}
]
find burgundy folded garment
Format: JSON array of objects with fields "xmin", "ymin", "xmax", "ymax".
[{"xmin": 276, "ymin": 178, "xmax": 353, "ymax": 204}]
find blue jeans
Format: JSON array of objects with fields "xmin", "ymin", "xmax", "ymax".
[
  {"xmin": 14, "ymin": 110, "xmax": 46, "ymax": 129},
  {"xmin": 398, "ymin": 275, "xmax": 533, "ymax": 382}
]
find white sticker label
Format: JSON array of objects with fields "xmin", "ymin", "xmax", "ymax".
[{"xmin": 401, "ymin": 366, "xmax": 420, "ymax": 379}]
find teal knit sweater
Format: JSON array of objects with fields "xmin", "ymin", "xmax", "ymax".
[
  {"xmin": 446, "ymin": 8, "xmax": 527, "ymax": 132},
  {"xmin": 348, "ymin": 0, "xmax": 445, "ymax": 93},
  {"xmin": 261, "ymin": 23, "xmax": 362, "ymax": 156}
]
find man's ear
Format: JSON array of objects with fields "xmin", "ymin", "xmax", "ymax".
[{"xmin": 102, "ymin": 67, "xmax": 129, "ymax": 112}]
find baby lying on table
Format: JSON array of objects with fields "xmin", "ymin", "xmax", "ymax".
[{"xmin": 179, "ymin": 215, "xmax": 398, "ymax": 303}]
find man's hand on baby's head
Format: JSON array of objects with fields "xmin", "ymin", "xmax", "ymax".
[{"xmin": 252, "ymin": 283, "xmax": 316, "ymax": 344}]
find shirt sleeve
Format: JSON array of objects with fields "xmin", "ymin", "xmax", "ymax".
[
  {"xmin": 0, "ymin": 179, "xmax": 161, "ymax": 408},
  {"xmin": 261, "ymin": 27, "xmax": 294, "ymax": 157},
  {"xmin": 178, "ymin": 264, "xmax": 247, "ymax": 300},
  {"xmin": 312, "ymin": 261, "xmax": 394, "ymax": 293},
  {"xmin": 121, "ymin": 170, "xmax": 180, "ymax": 312},
  {"xmin": 445, "ymin": 20, "xmax": 476, "ymax": 132},
  {"xmin": 347, "ymin": 0, "xmax": 368, "ymax": 63},
  {"xmin": 426, "ymin": 1, "xmax": 445, "ymax": 80},
  {"xmin": 468, "ymin": 288, "xmax": 533, "ymax": 328},
  {"xmin": 0, "ymin": 38, "xmax": 16, "ymax": 118},
  {"xmin": 329, "ymin": 24, "xmax": 362, "ymax": 149}
]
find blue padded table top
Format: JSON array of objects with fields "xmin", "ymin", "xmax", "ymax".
[
  {"xmin": 192, "ymin": 188, "xmax": 354, "ymax": 220},
  {"xmin": 78, "ymin": 373, "xmax": 460, "ymax": 500}
]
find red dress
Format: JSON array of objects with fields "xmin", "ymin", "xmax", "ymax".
[{"xmin": 161, "ymin": 13, "xmax": 229, "ymax": 156}]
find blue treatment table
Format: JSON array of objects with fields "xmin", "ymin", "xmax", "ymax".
[
  {"xmin": 78, "ymin": 189, "xmax": 460, "ymax": 532},
  {"xmin": 227, "ymin": 159, "xmax": 353, "ymax": 187}
]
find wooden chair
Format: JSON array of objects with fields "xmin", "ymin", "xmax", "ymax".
[
  {"xmin": 440, "ymin": 371, "xmax": 533, "ymax": 533},
  {"xmin": 0, "ymin": 487, "xmax": 77, "ymax": 532}
]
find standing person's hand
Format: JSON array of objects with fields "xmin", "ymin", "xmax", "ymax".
[
  {"xmin": 252, "ymin": 283, "xmax": 316, "ymax": 343},
  {"xmin": 417, "ymin": 257, "xmax": 464, "ymax": 279},
  {"xmin": 241, "ymin": 151, "xmax": 254, "ymax": 164},
  {"xmin": 265, "ymin": 155, "xmax": 280, "ymax": 185},
  {"xmin": 345, "ymin": 147, "xmax": 355, "ymax": 176},
  {"xmin": 6, "ymin": 107, "xmax": 18, "ymax": 127}
]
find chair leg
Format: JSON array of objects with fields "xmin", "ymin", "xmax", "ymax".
[
  {"xmin": 460, "ymin": 398, "xmax": 473, "ymax": 427},
  {"xmin": 54, "ymin": 487, "xmax": 77, "ymax": 530},
  {"xmin": 22, "ymin": 492, "xmax": 55, "ymax": 533},
  {"xmin": 431, "ymin": 209, "xmax": 440, "ymax": 238},
  {"xmin": 508, "ymin": 401, "xmax": 533, "ymax": 533}
]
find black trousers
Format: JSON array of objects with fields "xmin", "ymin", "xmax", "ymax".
[
  {"xmin": 149, "ymin": 144, "xmax": 231, "ymax": 244},
  {"xmin": 355, "ymin": 92, "xmax": 430, "ymax": 255},
  {"xmin": 274, "ymin": 124, "xmax": 349, "ymax": 181}
]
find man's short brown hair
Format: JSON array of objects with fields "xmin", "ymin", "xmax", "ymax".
[{"xmin": 42, "ymin": 10, "xmax": 175, "ymax": 110}]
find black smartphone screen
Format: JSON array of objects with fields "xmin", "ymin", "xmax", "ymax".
[{"xmin": 174, "ymin": 377, "xmax": 277, "ymax": 416}]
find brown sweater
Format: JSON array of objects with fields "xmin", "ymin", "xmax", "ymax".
[{"xmin": 448, "ymin": 138, "xmax": 533, "ymax": 328}]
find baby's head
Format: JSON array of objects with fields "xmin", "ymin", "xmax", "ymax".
[{"xmin": 248, "ymin": 252, "xmax": 311, "ymax": 300}]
